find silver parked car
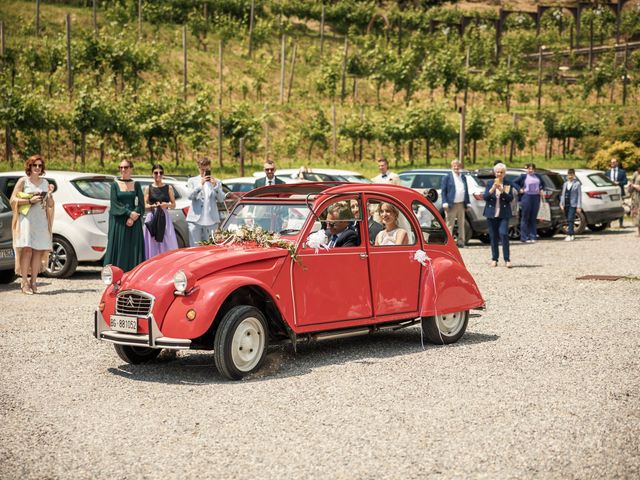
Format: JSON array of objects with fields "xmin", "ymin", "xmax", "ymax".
[{"xmin": 0, "ymin": 191, "xmax": 16, "ymax": 284}]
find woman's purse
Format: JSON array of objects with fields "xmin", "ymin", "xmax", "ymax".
[{"xmin": 537, "ymin": 198, "xmax": 551, "ymax": 222}]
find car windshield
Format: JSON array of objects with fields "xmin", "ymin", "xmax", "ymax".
[
  {"xmin": 587, "ymin": 173, "xmax": 615, "ymax": 187},
  {"xmin": 399, "ymin": 173, "xmax": 446, "ymax": 189},
  {"xmin": 223, "ymin": 202, "xmax": 311, "ymax": 236},
  {"xmin": 340, "ymin": 175, "xmax": 371, "ymax": 183},
  {"xmin": 72, "ymin": 178, "xmax": 113, "ymax": 200}
]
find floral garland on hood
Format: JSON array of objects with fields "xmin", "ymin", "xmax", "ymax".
[{"xmin": 200, "ymin": 225, "xmax": 299, "ymax": 264}]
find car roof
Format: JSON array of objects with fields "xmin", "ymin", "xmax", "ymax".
[
  {"xmin": 399, "ymin": 168, "xmax": 452, "ymax": 174},
  {"xmin": 252, "ymin": 168, "xmax": 367, "ymax": 178},
  {"xmin": 549, "ymin": 168, "xmax": 603, "ymax": 175},
  {"xmin": 242, "ymin": 182, "xmax": 426, "ymax": 202}
]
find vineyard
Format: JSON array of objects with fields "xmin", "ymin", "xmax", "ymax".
[{"xmin": 1, "ymin": 0, "xmax": 640, "ymax": 177}]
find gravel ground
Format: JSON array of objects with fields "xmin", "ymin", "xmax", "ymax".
[{"xmin": 1, "ymin": 228, "xmax": 639, "ymax": 479}]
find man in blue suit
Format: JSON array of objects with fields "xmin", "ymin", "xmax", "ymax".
[
  {"xmin": 440, "ymin": 160, "xmax": 470, "ymax": 248},
  {"xmin": 605, "ymin": 158, "xmax": 628, "ymax": 227}
]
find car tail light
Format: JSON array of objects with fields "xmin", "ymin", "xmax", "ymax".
[
  {"xmin": 543, "ymin": 191, "xmax": 553, "ymax": 200},
  {"xmin": 182, "ymin": 206, "xmax": 190, "ymax": 217},
  {"xmin": 92, "ymin": 246, "xmax": 106, "ymax": 252},
  {"xmin": 63, "ymin": 203, "xmax": 107, "ymax": 220},
  {"xmin": 587, "ymin": 191, "xmax": 607, "ymax": 199},
  {"xmin": 472, "ymin": 193, "xmax": 484, "ymax": 201}
]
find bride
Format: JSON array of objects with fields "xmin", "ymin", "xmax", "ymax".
[{"xmin": 375, "ymin": 202, "xmax": 409, "ymax": 246}]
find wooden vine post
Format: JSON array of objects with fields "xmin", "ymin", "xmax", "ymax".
[
  {"xmin": 248, "ymin": 0, "xmax": 255, "ymax": 57},
  {"xmin": 287, "ymin": 43, "xmax": 297, "ymax": 103},
  {"xmin": 319, "ymin": 4, "xmax": 325, "ymax": 57},
  {"xmin": 182, "ymin": 25, "xmax": 188, "ymax": 99},
  {"xmin": 66, "ymin": 14, "xmax": 73, "ymax": 98},
  {"xmin": 279, "ymin": 34, "xmax": 286, "ymax": 104},
  {"xmin": 93, "ymin": 0, "xmax": 98, "ymax": 36},
  {"xmin": 622, "ymin": 42, "xmax": 629, "ymax": 106},
  {"xmin": 239, "ymin": 137, "xmax": 245, "ymax": 177},
  {"xmin": 2, "ymin": 20, "xmax": 10, "ymax": 165},
  {"xmin": 217, "ymin": 40, "xmax": 224, "ymax": 168},
  {"xmin": 340, "ymin": 36, "xmax": 348, "ymax": 105},
  {"xmin": 331, "ymin": 103, "xmax": 337, "ymax": 164},
  {"xmin": 36, "ymin": 0, "xmax": 41, "ymax": 37},
  {"xmin": 138, "ymin": 0, "xmax": 142, "ymax": 41},
  {"xmin": 536, "ymin": 46, "xmax": 543, "ymax": 111}
]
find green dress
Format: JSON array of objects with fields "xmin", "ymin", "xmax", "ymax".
[{"xmin": 104, "ymin": 180, "xmax": 145, "ymax": 272}]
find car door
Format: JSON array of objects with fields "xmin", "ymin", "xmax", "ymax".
[
  {"xmin": 365, "ymin": 196, "xmax": 422, "ymax": 317},
  {"xmin": 292, "ymin": 196, "xmax": 373, "ymax": 327}
]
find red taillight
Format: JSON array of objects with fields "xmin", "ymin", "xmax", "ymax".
[
  {"xmin": 473, "ymin": 193, "xmax": 484, "ymax": 201},
  {"xmin": 587, "ymin": 191, "xmax": 607, "ymax": 199},
  {"xmin": 63, "ymin": 203, "xmax": 107, "ymax": 220},
  {"xmin": 543, "ymin": 192, "xmax": 553, "ymax": 200},
  {"xmin": 91, "ymin": 246, "xmax": 106, "ymax": 252},
  {"xmin": 182, "ymin": 206, "xmax": 190, "ymax": 216}
]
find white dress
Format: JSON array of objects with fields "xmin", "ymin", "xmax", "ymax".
[
  {"xmin": 376, "ymin": 228, "xmax": 402, "ymax": 246},
  {"xmin": 14, "ymin": 178, "xmax": 51, "ymax": 250}
]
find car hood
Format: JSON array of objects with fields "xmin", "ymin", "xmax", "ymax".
[{"xmin": 123, "ymin": 245, "xmax": 290, "ymax": 287}]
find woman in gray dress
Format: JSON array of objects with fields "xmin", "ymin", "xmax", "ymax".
[{"xmin": 10, "ymin": 155, "xmax": 55, "ymax": 294}]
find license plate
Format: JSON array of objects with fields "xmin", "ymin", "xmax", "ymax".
[
  {"xmin": 110, "ymin": 315, "xmax": 138, "ymax": 333},
  {"xmin": 0, "ymin": 248, "xmax": 14, "ymax": 259},
  {"xmin": 610, "ymin": 194, "xmax": 620, "ymax": 201}
]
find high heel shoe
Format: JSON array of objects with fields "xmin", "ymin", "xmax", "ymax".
[
  {"xmin": 30, "ymin": 280, "xmax": 38, "ymax": 294},
  {"xmin": 21, "ymin": 281, "xmax": 33, "ymax": 295}
]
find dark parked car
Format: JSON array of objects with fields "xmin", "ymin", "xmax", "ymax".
[{"xmin": 0, "ymin": 190, "xmax": 15, "ymax": 284}]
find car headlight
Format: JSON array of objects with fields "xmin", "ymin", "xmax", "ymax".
[
  {"xmin": 101, "ymin": 265, "xmax": 123, "ymax": 286},
  {"xmin": 173, "ymin": 270, "xmax": 195, "ymax": 294}
]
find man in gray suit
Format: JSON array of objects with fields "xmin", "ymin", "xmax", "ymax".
[
  {"xmin": 186, "ymin": 157, "xmax": 225, "ymax": 246},
  {"xmin": 254, "ymin": 160, "xmax": 285, "ymax": 188}
]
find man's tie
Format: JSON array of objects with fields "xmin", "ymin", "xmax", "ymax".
[{"xmin": 329, "ymin": 234, "xmax": 338, "ymax": 247}]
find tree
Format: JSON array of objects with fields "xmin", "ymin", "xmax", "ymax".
[
  {"xmin": 301, "ymin": 109, "xmax": 330, "ymax": 160},
  {"xmin": 466, "ymin": 107, "xmax": 493, "ymax": 163},
  {"xmin": 405, "ymin": 105, "xmax": 448, "ymax": 165},
  {"xmin": 339, "ymin": 111, "xmax": 375, "ymax": 162},
  {"xmin": 221, "ymin": 102, "xmax": 262, "ymax": 161}
]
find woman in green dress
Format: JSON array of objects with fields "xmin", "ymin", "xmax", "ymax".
[{"xmin": 104, "ymin": 159, "xmax": 145, "ymax": 271}]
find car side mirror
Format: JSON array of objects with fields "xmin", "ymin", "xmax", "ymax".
[{"xmin": 424, "ymin": 188, "xmax": 438, "ymax": 204}]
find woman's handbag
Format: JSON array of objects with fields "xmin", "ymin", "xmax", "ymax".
[
  {"xmin": 144, "ymin": 207, "xmax": 166, "ymax": 242},
  {"xmin": 537, "ymin": 199, "xmax": 551, "ymax": 222}
]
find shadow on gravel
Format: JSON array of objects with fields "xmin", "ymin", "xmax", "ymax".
[
  {"xmin": 105, "ymin": 329, "xmax": 499, "ymax": 384},
  {"xmin": 37, "ymin": 288, "xmax": 100, "ymax": 295},
  {"xmin": 507, "ymin": 264, "xmax": 543, "ymax": 268}
]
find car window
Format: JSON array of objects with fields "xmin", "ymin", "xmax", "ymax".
[
  {"xmin": 367, "ymin": 198, "xmax": 416, "ymax": 246},
  {"xmin": 72, "ymin": 178, "xmax": 113, "ymax": 200},
  {"xmin": 2, "ymin": 177, "xmax": 20, "ymax": 198},
  {"xmin": 225, "ymin": 202, "xmax": 310, "ymax": 236},
  {"xmin": 469, "ymin": 173, "xmax": 490, "ymax": 187},
  {"xmin": 412, "ymin": 200, "xmax": 447, "ymax": 245},
  {"xmin": 412, "ymin": 174, "xmax": 446, "ymax": 190},
  {"xmin": 398, "ymin": 174, "xmax": 416, "ymax": 188},
  {"xmin": 587, "ymin": 173, "xmax": 615, "ymax": 187},
  {"xmin": 315, "ymin": 198, "xmax": 361, "ymax": 246},
  {"xmin": 542, "ymin": 173, "xmax": 564, "ymax": 190}
]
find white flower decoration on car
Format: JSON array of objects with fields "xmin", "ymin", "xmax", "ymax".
[
  {"xmin": 414, "ymin": 250, "xmax": 430, "ymax": 266},
  {"xmin": 306, "ymin": 229, "xmax": 329, "ymax": 253}
]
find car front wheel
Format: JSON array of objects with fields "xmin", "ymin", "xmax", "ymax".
[
  {"xmin": 214, "ymin": 306, "xmax": 269, "ymax": 380},
  {"xmin": 562, "ymin": 210, "xmax": 586, "ymax": 235},
  {"xmin": 421, "ymin": 311, "xmax": 469, "ymax": 345},
  {"xmin": 114, "ymin": 344, "xmax": 161, "ymax": 364},
  {"xmin": 45, "ymin": 236, "xmax": 78, "ymax": 278},
  {"xmin": 587, "ymin": 222, "xmax": 609, "ymax": 232}
]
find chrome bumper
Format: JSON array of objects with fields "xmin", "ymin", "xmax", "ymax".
[{"xmin": 94, "ymin": 310, "xmax": 191, "ymax": 350}]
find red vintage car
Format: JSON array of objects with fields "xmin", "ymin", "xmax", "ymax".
[{"xmin": 94, "ymin": 183, "xmax": 484, "ymax": 380}]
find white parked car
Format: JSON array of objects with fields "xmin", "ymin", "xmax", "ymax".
[
  {"xmin": 551, "ymin": 169, "xmax": 625, "ymax": 234},
  {"xmin": 0, "ymin": 171, "xmax": 114, "ymax": 277},
  {"xmin": 253, "ymin": 168, "xmax": 372, "ymax": 183}
]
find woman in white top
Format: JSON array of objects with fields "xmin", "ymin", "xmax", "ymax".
[
  {"xmin": 375, "ymin": 202, "xmax": 409, "ymax": 246},
  {"xmin": 10, "ymin": 155, "xmax": 55, "ymax": 294}
]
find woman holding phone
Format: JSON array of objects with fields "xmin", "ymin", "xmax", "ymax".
[
  {"xmin": 104, "ymin": 159, "xmax": 145, "ymax": 271},
  {"xmin": 10, "ymin": 155, "xmax": 55, "ymax": 294},
  {"xmin": 483, "ymin": 162, "xmax": 514, "ymax": 268}
]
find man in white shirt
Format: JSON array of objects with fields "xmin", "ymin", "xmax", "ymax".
[
  {"xmin": 440, "ymin": 160, "xmax": 470, "ymax": 248},
  {"xmin": 372, "ymin": 158, "xmax": 400, "ymax": 185},
  {"xmin": 186, "ymin": 157, "xmax": 225, "ymax": 245}
]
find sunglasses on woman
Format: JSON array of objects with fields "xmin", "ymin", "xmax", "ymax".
[{"xmin": 153, "ymin": 171, "xmax": 163, "ymax": 176}]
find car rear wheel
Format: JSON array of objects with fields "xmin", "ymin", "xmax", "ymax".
[
  {"xmin": 421, "ymin": 311, "xmax": 469, "ymax": 345},
  {"xmin": 214, "ymin": 306, "xmax": 268, "ymax": 380},
  {"xmin": 587, "ymin": 222, "xmax": 609, "ymax": 232},
  {"xmin": 508, "ymin": 226, "xmax": 520, "ymax": 240},
  {"xmin": 562, "ymin": 210, "xmax": 586, "ymax": 235},
  {"xmin": 114, "ymin": 344, "xmax": 161, "ymax": 364},
  {"xmin": 45, "ymin": 236, "xmax": 78, "ymax": 278},
  {"xmin": 538, "ymin": 227, "xmax": 559, "ymax": 238}
]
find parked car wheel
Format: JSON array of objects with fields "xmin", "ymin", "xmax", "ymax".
[
  {"xmin": 537, "ymin": 227, "xmax": 559, "ymax": 238},
  {"xmin": 561, "ymin": 210, "xmax": 586, "ymax": 235},
  {"xmin": 45, "ymin": 235, "xmax": 78, "ymax": 278},
  {"xmin": 114, "ymin": 344, "xmax": 161, "ymax": 364},
  {"xmin": 508, "ymin": 226, "xmax": 520, "ymax": 240},
  {"xmin": 0, "ymin": 269, "xmax": 16, "ymax": 284},
  {"xmin": 587, "ymin": 222, "xmax": 609, "ymax": 232},
  {"xmin": 214, "ymin": 305, "xmax": 268, "ymax": 380},
  {"xmin": 421, "ymin": 311, "xmax": 469, "ymax": 345}
]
